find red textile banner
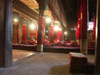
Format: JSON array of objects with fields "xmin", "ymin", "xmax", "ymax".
[
  {"xmin": 22, "ymin": 25, "xmax": 26, "ymax": 41},
  {"xmin": 43, "ymin": 29, "xmax": 45, "ymax": 38},
  {"xmin": 81, "ymin": 0, "xmax": 87, "ymax": 39},
  {"xmin": 29, "ymin": 33, "xmax": 36, "ymax": 36},
  {"xmin": 60, "ymin": 31, "xmax": 62, "ymax": 41},
  {"xmin": 50, "ymin": 25, "xmax": 54, "ymax": 43},
  {"xmin": 57, "ymin": 30, "xmax": 60, "ymax": 41},
  {"xmin": 76, "ymin": 14, "xmax": 81, "ymax": 40},
  {"xmin": 93, "ymin": 17, "xmax": 95, "ymax": 40},
  {"xmin": 36, "ymin": 29, "xmax": 38, "ymax": 41},
  {"xmin": 76, "ymin": 0, "xmax": 81, "ymax": 40}
]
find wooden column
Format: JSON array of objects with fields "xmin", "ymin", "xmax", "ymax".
[
  {"xmin": 95, "ymin": 0, "xmax": 100, "ymax": 74},
  {"xmin": 0, "ymin": 0, "xmax": 12, "ymax": 67},
  {"xmin": 80, "ymin": 0, "xmax": 87, "ymax": 54},
  {"xmin": 36, "ymin": 0, "xmax": 45, "ymax": 52},
  {"xmin": 37, "ymin": 11, "xmax": 44, "ymax": 52}
]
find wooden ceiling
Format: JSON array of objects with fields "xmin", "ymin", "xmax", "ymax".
[
  {"xmin": 20, "ymin": 0, "xmax": 51, "ymax": 17},
  {"xmin": 20, "ymin": 0, "xmax": 39, "ymax": 14}
]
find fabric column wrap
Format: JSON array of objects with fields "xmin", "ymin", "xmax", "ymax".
[
  {"xmin": 93, "ymin": 17, "xmax": 95, "ymax": 40},
  {"xmin": 60, "ymin": 31, "xmax": 62, "ymax": 41},
  {"xmin": 57, "ymin": 30, "xmax": 60, "ymax": 41},
  {"xmin": 81, "ymin": 0, "xmax": 87, "ymax": 39},
  {"xmin": 37, "ymin": 17, "xmax": 44, "ymax": 45},
  {"xmin": 36, "ymin": 29, "xmax": 38, "ymax": 41},
  {"xmin": 50, "ymin": 25, "xmax": 54, "ymax": 43},
  {"xmin": 22, "ymin": 25, "xmax": 26, "ymax": 41}
]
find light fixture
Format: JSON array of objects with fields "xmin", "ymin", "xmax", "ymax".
[
  {"xmin": 79, "ymin": 18, "xmax": 81, "ymax": 20},
  {"xmin": 46, "ymin": 31, "xmax": 48, "ymax": 33},
  {"xmin": 59, "ymin": 28, "xmax": 62, "ymax": 31},
  {"xmin": 30, "ymin": 24, "xmax": 35, "ymax": 29},
  {"xmin": 64, "ymin": 32, "xmax": 67, "ymax": 35},
  {"xmin": 54, "ymin": 26, "xmax": 59, "ymax": 31},
  {"xmin": 14, "ymin": 18, "xmax": 18, "ymax": 22},
  {"xmin": 46, "ymin": 17, "xmax": 51, "ymax": 23}
]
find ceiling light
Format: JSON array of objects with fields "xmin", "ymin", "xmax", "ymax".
[
  {"xmin": 64, "ymin": 32, "xmax": 67, "ymax": 35},
  {"xmin": 14, "ymin": 18, "xmax": 18, "ymax": 22},
  {"xmin": 54, "ymin": 26, "xmax": 59, "ymax": 31},
  {"xmin": 30, "ymin": 24, "xmax": 35, "ymax": 29},
  {"xmin": 46, "ymin": 17, "xmax": 51, "ymax": 23}
]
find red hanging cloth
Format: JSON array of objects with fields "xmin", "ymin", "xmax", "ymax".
[{"xmin": 22, "ymin": 25, "xmax": 26, "ymax": 41}]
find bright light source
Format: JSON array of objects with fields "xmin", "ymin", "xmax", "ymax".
[
  {"xmin": 46, "ymin": 17, "xmax": 51, "ymax": 23},
  {"xmin": 64, "ymin": 32, "xmax": 67, "ymax": 35},
  {"xmin": 79, "ymin": 18, "xmax": 81, "ymax": 20},
  {"xmin": 87, "ymin": 22, "xmax": 93, "ymax": 31},
  {"xmin": 46, "ymin": 31, "xmax": 48, "ymax": 33},
  {"xmin": 30, "ymin": 24, "xmax": 35, "ymax": 29},
  {"xmin": 59, "ymin": 28, "xmax": 62, "ymax": 31},
  {"xmin": 54, "ymin": 26, "xmax": 59, "ymax": 31},
  {"xmin": 14, "ymin": 19, "xmax": 18, "ymax": 22}
]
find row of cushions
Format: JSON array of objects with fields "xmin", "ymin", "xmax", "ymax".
[{"xmin": 21, "ymin": 40, "xmax": 36, "ymax": 45}]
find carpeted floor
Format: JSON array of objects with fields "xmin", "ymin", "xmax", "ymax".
[{"xmin": 0, "ymin": 51, "xmax": 94, "ymax": 75}]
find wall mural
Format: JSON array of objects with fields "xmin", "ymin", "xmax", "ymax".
[{"xmin": 18, "ymin": 22, "xmax": 23, "ymax": 43}]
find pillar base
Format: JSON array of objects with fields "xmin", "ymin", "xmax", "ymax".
[
  {"xmin": 36, "ymin": 45, "xmax": 43, "ymax": 52},
  {"xmin": 80, "ymin": 39, "xmax": 88, "ymax": 55}
]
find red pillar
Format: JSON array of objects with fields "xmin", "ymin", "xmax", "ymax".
[
  {"xmin": 95, "ymin": 0, "xmax": 100, "ymax": 74},
  {"xmin": 43, "ymin": 29, "xmax": 45, "ymax": 39},
  {"xmin": 37, "ymin": 16, "xmax": 44, "ymax": 52},
  {"xmin": 80, "ymin": 0, "xmax": 87, "ymax": 54},
  {"xmin": 36, "ymin": 0, "xmax": 45, "ymax": 52},
  {"xmin": 76, "ymin": 18, "xmax": 81, "ymax": 41},
  {"xmin": 81, "ymin": 0, "xmax": 87, "ymax": 40},
  {"xmin": 22, "ymin": 25, "xmax": 26, "ymax": 41},
  {"xmin": 50, "ymin": 25, "xmax": 54, "ymax": 43},
  {"xmin": 36, "ymin": 28, "xmax": 38, "ymax": 41},
  {"xmin": 60, "ymin": 30, "xmax": 62, "ymax": 41},
  {"xmin": 57, "ymin": 30, "xmax": 60, "ymax": 41},
  {"xmin": 93, "ymin": 17, "xmax": 95, "ymax": 41},
  {"xmin": 37, "ymin": 17, "xmax": 44, "ymax": 44}
]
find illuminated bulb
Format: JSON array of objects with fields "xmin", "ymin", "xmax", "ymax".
[
  {"xmin": 79, "ymin": 18, "xmax": 81, "ymax": 20},
  {"xmin": 30, "ymin": 24, "xmax": 35, "ymax": 29},
  {"xmin": 46, "ymin": 31, "xmax": 48, "ymax": 33},
  {"xmin": 46, "ymin": 17, "xmax": 51, "ymax": 23},
  {"xmin": 64, "ymin": 32, "xmax": 67, "ymax": 35},
  {"xmin": 54, "ymin": 26, "xmax": 59, "ymax": 31},
  {"xmin": 59, "ymin": 28, "xmax": 62, "ymax": 31},
  {"xmin": 14, "ymin": 19, "xmax": 18, "ymax": 22}
]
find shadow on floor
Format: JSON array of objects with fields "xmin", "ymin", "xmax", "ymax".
[{"xmin": 49, "ymin": 65, "xmax": 94, "ymax": 75}]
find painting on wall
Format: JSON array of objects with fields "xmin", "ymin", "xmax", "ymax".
[{"xmin": 18, "ymin": 22, "xmax": 23, "ymax": 43}]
